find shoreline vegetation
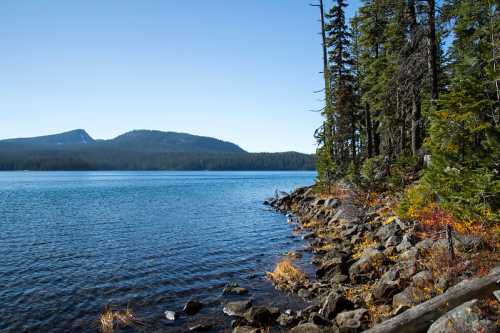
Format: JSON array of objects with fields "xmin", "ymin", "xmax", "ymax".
[{"xmin": 259, "ymin": 183, "xmax": 499, "ymax": 333}]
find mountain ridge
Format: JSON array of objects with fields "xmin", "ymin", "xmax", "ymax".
[{"xmin": 0, "ymin": 129, "xmax": 246, "ymax": 154}]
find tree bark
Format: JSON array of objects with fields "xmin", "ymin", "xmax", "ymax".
[
  {"xmin": 411, "ymin": 88, "xmax": 422, "ymax": 156},
  {"xmin": 365, "ymin": 102, "xmax": 373, "ymax": 158},
  {"xmin": 364, "ymin": 267, "xmax": 500, "ymax": 333},
  {"xmin": 427, "ymin": 0, "xmax": 439, "ymax": 101}
]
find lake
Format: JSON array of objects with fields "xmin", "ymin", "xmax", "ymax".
[{"xmin": 0, "ymin": 171, "xmax": 315, "ymax": 332}]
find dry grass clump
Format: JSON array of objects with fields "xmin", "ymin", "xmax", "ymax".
[
  {"xmin": 267, "ymin": 259, "xmax": 307, "ymax": 290},
  {"xmin": 99, "ymin": 306, "xmax": 141, "ymax": 333}
]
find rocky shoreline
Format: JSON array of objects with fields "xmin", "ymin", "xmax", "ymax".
[
  {"xmin": 249, "ymin": 183, "xmax": 499, "ymax": 333},
  {"xmin": 159, "ymin": 182, "xmax": 498, "ymax": 333}
]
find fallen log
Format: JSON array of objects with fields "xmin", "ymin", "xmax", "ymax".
[{"xmin": 364, "ymin": 266, "xmax": 500, "ymax": 333}]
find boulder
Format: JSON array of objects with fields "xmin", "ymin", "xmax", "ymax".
[
  {"xmin": 164, "ymin": 310, "xmax": 177, "ymax": 321},
  {"xmin": 290, "ymin": 323, "xmax": 321, "ymax": 333},
  {"xmin": 415, "ymin": 238, "xmax": 434, "ymax": 253},
  {"xmin": 223, "ymin": 299, "xmax": 253, "ymax": 317},
  {"xmin": 396, "ymin": 235, "xmax": 414, "ymax": 252},
  {"xmin": 316, "ymin": 257, "xmax": 346, "ymax": 280},
  {"xmin": 376, "ymin": 223, "xmax": 401, "ymax": 242},
  {"xmin": 335, "ymin": 308, "xmax": 368, "ymax": 332},
  {"xmin": 427, "ymin": 299, "xmax": 496, "ymax": 333},
  {"xmin": 319, "ymin": 292, "xmax": 355, "ymax": 320},
  {"xmin": 244, "ymin": 306, "xmax": 274, "ymax": 327},
  {"xmin": 392, "ymin": 286, "xmax": 427, "ymax": 312},
  {"xmin": 325, "ymin": 198, "xmax": 341, "ymax": 209},
  {"xmin": 411, "ymin": 271, "xmax": 433, "ymax": 290},
  {"xmin": 183, "ymin": 299, "xmax": 203, "ymax": 315},
  {"xmin": 349, "ymin": 248, "xmax": 385, "ymax": 279},
  {"xmin": 385, "ymin": 236, "xmax": 401, "ymax": 248}
]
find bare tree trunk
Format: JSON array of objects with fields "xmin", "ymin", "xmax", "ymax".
[
  {"xmin": 427, "ymin": 0, "xmax": 439, "ymax": 102},
  {"xmin": 411, "ymin": 88, "xmax": 422, "ymax": 156},
  {"xmin": 365, "ymin": 103, "xmax": 373, "ymax": 158}
]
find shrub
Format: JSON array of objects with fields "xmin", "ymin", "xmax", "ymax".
[
  {"xmin": 360, "ymin": 156, "xmax": 384, "ymax": 187},
  {"xmin": 266, "ymin": 259, "xmax": 307, "ymax": 290}
]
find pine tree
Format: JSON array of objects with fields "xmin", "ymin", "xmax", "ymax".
[{"xmin": 425, "ymin": 0, "xmax": 500, "ymax": 222}]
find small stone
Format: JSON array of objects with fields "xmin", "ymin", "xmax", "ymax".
[
  {"xmin": 189, "ymin": 323, "xmax": 213, "ymax": 331},
  {"xmin": 223, "ymin": 282, "xmax": 248, "ymax": 295},
  {"xmin": 164, "ymin": 310, "xmax": 177, "ymax": 321},
  {"xmin": 183, "ymin": 299, "xmax": 203, "ymax": 315}
]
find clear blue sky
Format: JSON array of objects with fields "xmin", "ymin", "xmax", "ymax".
[{"xmin": 0, "ymin": 0, "xmax": 361, "ymax": 153}]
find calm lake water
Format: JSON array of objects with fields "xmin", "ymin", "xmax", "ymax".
[{"xmin": 0, "ymin": 171, "xmax": 315, "ymax": 332}]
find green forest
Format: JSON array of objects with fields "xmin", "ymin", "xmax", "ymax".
[
  {"xmin": 0, "ymin": 150, "xmax": 315, "ymax": 171},
  {"xmin": 313, "ymin": 0, "xmax": 499, "ymax": 227}
]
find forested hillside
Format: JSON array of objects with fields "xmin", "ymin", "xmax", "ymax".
[{"xmin": 313, "ymin": 0, "xmax": 499, "ymax": 227}]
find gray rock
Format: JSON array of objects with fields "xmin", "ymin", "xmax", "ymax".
[
  {"xmin": 290, "ymin": 323, "xmax": 321, "ymax": 333},
  {"xmin": 385, "ymin": 235, "xmax": 401, "ymax": 248},
  {"xmin": 223, "ymin": 299, "xmax": 253, "ymax": 317},
  {"xmin": 349, "ymin": 248, "xmax": 385, "ymax": 279},
  {"xmin": 244, "ymin": 306, "xmax": 274, "ymax": 327},
  {"xmin": 396, "ymin": 234, "xmax": 414, "ymax": 252},
  {"xmin": 164, "ymin": 310, "xmax": 177, "ymax": 321},
  {"xmin": 325, "ymin": 198, "xmax": 341, "ymax": 209},
  {"xmin": 493, "ymin": 290, "xmax": 500, "ymax": 302},
  {"xmin": 411, "ymin": 270, "xmax": 433, "ymax": 289},
  {"xmin": 427, "ymin": 299, "xmax": 496, "ymax": 333},
  {"xmin": 335, "ymin": 308, "xmax": 368, "ymax": 332},
  {"xmin": 392, "ymin": 286, "xmax": 427, "ymax": 311},
  {"xmin": 376, "ymin": 223, "xmax": 401, "ymax": 242},
  {"xmin": 415, "ymin": 238, "xmax": 434, "ymax": 253},
  {"xmin": 374, "ymin": 267, "xmax": 401, "ymax": 299},
  {"xmin": 319, "ymin": 291, "xmax": 354, "ymax": 320},
  {"xmin": 183, "ymin": 299, "xmax": 203, "ymax": 315}
]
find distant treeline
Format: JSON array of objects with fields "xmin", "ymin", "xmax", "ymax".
[{"xmin": 0, "ymin": 150, "xmax": 316, "ymax": 171}]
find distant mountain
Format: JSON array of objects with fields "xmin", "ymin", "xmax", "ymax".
[
  {"xmin": 0, "ymin": 129, "xmax": 316, "ymax": 170},
  {"xmin": 1, "ymin": 129, "xmax": 94, "ymax": 147},
  {"xmin": 0, "ymin": 129, "xmax": 245, "ymax": 154},
  {"xmin": 107, "ymin": 130, "xmax": 246, "ymax": 153}
]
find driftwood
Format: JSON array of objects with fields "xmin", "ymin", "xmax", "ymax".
[{"xmin": 364, "ymin": 267, "xmax": 500, "ymax": 333}]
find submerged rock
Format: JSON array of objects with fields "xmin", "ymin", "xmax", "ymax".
[
  {"xmin": 223, "ymin": 299, "xmax": 253, "ymax": 317},
  {"xmin": 183, "ymin": 299, "xmax": 203, "ymax": 315},
  {"xmin": 223, "ymin": 282, "xmax": 248, "ymax": 295}
]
